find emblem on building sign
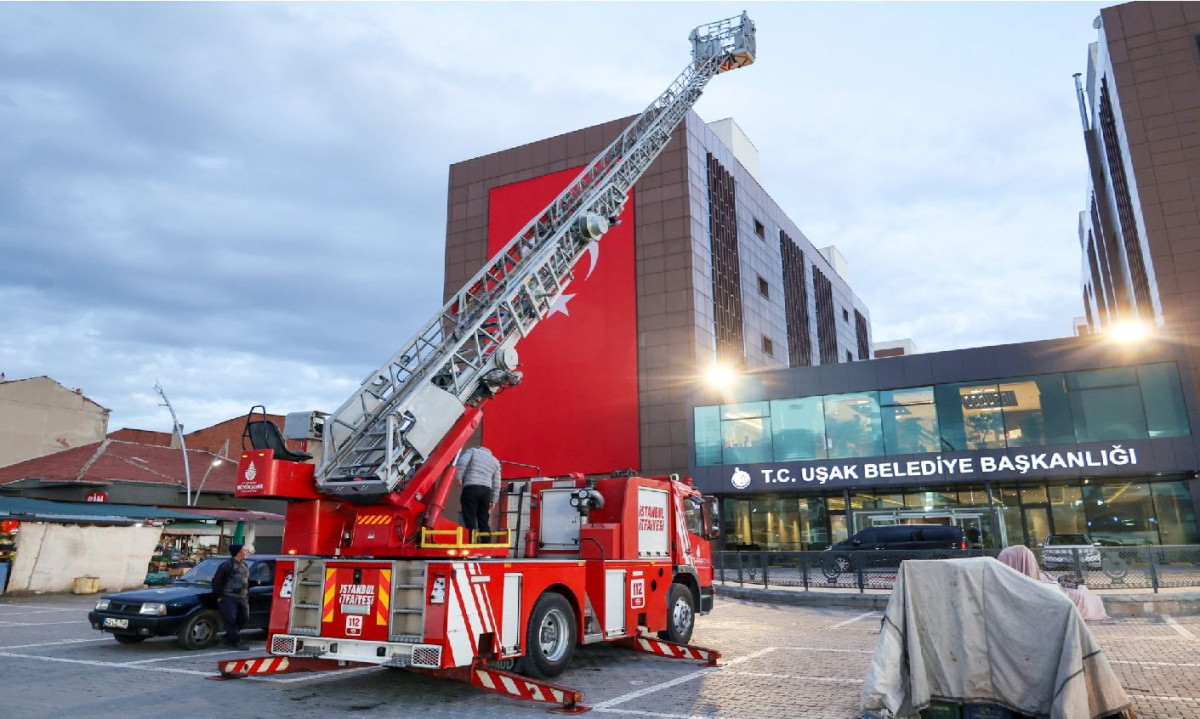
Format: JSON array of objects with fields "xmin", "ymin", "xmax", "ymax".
[{"xmin": 730, "ymin": 466, "xmax": 751, "ymax": 489}]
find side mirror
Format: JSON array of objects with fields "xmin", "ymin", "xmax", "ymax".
[
  {"xmin": 852, "ymin": 539, "xmax": 861, "ymax": 546},
  {"xmin": 701, "ymin": 496, "xmax": 721, "ymax": 541}
]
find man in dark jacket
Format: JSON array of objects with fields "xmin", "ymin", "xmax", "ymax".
[
  {"xmin": 455, "ymin": 446, "xmax": 501, "ymax": 540},
  {"xmin": 212, "ymin": 543, "xmax": 251, "ymax": 650}
]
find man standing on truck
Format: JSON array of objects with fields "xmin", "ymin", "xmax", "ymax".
[
  {"xmin": 212, "ymin": 543, "xmax": 251, "ymax": 650},
  {"xmin": 456, "ymin": 446, "xmax": 501, "ymax": 541}
]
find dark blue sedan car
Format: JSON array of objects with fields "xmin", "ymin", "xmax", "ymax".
[{"xmin": 88, "ymin": 555, "xmax": 276, "ymax": 649}]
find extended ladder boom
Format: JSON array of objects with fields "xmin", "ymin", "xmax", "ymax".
[{"xmin": 317, "ymin": 13, "xmax": 756, "ymax": 499}]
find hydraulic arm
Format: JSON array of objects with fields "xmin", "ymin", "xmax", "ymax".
[{"xmin": 316, "ymin": 13, "xmax": 756, "ymax": 501}]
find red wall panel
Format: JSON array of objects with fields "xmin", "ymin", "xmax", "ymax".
[{"xmin": 483, "ymin": 167, "xmax": 639, "ymax": 478}]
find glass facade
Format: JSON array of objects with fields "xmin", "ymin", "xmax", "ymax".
[
  {"xmin": 695, "ymin": 362, "xmax": 1190, "ymax": 467},
  {"xmin": 720, "ymin": 478, "xmax": 1199, "ymax": 551}
]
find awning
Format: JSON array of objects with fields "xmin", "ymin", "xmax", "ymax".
[
  {"xmin": 160, "ymin": 521, "xmax": 225, "ymax": 536},
  {"xmin": 0, "ymin": 496, "xmax": 226, "ymax": 525},
  {"xmin": 168, "ymin": 507, "xmax": 285, "ymax": 522}
]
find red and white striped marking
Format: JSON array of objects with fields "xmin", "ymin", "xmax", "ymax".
[
  {"xmin": 470, "ymin": 665, "xmax": 583, "ymax": 710},
  {"xmin": 219, "ymin": 656, "xmax": 291, "ymax": 676},
  {"xmin": 625, "ymin": 636, "xmax": 721, "ymax": 665}
]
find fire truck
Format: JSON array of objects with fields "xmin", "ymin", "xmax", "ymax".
[{"xmin": 221, "ymin": 13, "xmax": 756, "ymax": 712}]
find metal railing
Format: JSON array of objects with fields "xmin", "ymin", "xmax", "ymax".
[{"xmin": 715, "ymin": 545, "xmax": 1200, "ymax": 594}]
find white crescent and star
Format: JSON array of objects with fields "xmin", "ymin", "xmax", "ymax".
[{"xmin": 547, "ymin": 234, "xmax": 607, "ymax": 318}]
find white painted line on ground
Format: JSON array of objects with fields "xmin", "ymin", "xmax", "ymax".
[
  {"xmin": 591, "ymin": 647, "xmax": 777, "ymax": 710},
  {"xmin": 592, "ymin": 709, "xmax": 702, "ymax": 718},
  {"xmin": 1165, "ymin": 616, "xmax": 1196, "ymax": 639},
  {"xmin": 251, "ymin": 666, "xmax": 379, "ymax": 684},
  {"xmin": 1128, "ymin": 693, "xmax": 1200, "ymax": 703},
  {"xmin": 826, "ymin": 611, "xmax": 880, "ymax": 630},
  {"xmin": 777, "ymin": 646, "xmax": 872, "ymax": 654},
  {"xmin": 0, "ymin": 607, "xmax": 90, "ymax": 616},
  {"xmin": 122, "ymin": 649, "xmax": 247, "ymax": 665},
  {"xmin": 1111, "ymin": 659, "xmax": 1200, "ymax": 668},
  {"xmin": 725, "ymin": 671, "xmax": 860, "ymax": 683},
  {"xmin": 0, "ymin": 620, "xmax": 90, "ymax": 627},
  {"xmin": 0, "ymin": 651, "xmax": 213, "ymax": 676},
  {"xmin": 0, "ymin": 638, "xmax": 110, "ymax": 650}
]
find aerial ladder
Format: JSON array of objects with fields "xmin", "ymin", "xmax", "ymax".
[{"xmin": 228, "ymin": 13, "xmax": 755, "ymax": 711}]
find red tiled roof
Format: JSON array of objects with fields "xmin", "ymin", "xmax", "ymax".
[
  {"xmin": 107, "ymin": 414, "xmax": 304, "ymax": 460},
  {"xmin": 0, "ymin": 439, "xmax": 239, "ymax": 493}
]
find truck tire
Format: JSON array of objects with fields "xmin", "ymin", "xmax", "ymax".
[
  {"xmin": 657, "ymin": 583, "xmax": 695, "ymax": 645},
  {"xmin": 523, "ymin": 593, "xmax": 575, "ymax": 679},
  {"xmin": 176, "ymin": 609, "xmax": 221, "ymax": 650},
  {"xmin": 113, "ymin": 634, "xmax": 146, "ymax": 644}
]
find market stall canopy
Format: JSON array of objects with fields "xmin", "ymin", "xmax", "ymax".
[
  {"xmin": 0, "ymin": 496, "xmax": 225, "ymax": 526},
  {"xmin": 160, "ymin": 521, "xmax": 226, "ymax": 535},
  {"xmin": 861, "ymin": 557, "xmax": 1131, "ymax": 719},
  {"xmin": 167, "ymin": 507, "xmax": 284, "ymax": 522}
]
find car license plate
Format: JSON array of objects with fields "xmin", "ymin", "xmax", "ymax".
[{"xmin": 104, "ymin": 618, "xmax": 129, "ymax": 629}]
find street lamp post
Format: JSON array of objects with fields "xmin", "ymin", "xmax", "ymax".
[{"xmin": 154, "ymin": 382, "xmax": 192, "ymax": 506}]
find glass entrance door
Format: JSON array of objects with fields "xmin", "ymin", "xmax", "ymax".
[{"xmin": 1022, "ymin": 505, "xmax": 1052, "ymax": 547}]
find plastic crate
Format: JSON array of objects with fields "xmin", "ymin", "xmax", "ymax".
[{"xmin": 920, "ymin": 702, "xmax": 962, "ymax": 719}]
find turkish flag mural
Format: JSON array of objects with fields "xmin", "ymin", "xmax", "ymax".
[{"xmin": 483, "ymin": 167, "xmax": 639, "ymax": 478}]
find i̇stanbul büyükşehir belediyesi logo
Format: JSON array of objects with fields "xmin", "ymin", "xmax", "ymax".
[{"xmin": 730, "ymin": 466, "xmax": 750, "ymax": 489}]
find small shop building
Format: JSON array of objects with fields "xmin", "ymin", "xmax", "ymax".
[{"xmin": 689, "ymin": 334, "xmax": 1200, "ymax": 551}]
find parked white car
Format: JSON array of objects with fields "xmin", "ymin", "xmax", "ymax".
[{"xmin": 1040, "ymin": 533, "xmax": 1102, "ymax": 570}]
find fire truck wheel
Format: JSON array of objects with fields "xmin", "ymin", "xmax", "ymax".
[
  {"xmin": 523, "ymin": 593, "xmax": 576, "ymax": 679},
  {"xmin": 176, "ymin": 609, "xmax": 221, "ymax": 650},
  {"xmin": 658, "ymin": 583, "xmax": 695, "ymax": 645}
]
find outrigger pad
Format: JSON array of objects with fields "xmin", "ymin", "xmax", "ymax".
[{"xmin": 618, "ymin": 635, "xmax": 721, "ymax": 666}]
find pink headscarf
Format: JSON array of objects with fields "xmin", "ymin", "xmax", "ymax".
[{"xmin": 997, "ymin": 545, "xmax": 1044, "ymax": 581}]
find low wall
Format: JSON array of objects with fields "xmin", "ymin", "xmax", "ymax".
[{"xmin": 7, "ymin": 523, "xmax": 161, "ymax": 594}]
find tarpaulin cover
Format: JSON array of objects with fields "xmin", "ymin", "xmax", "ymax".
[{"xmin": 861, "ymin": 557, "xmax": 1131, "ymax": 719}]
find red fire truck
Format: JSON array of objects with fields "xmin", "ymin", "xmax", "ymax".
[{"xmin": 221, "ymin": 13, "xmax": 756, "ymax": 712}]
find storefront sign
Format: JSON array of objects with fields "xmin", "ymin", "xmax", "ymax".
[
  {"xmin": 85, "ymin": 492, "xmax": 107, "ymax": 503},
  {"xmin": 718, "ymin": 443, "xmax": 1145, "ymax": 492}
]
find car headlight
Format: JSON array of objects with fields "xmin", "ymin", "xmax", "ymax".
[
  {"xmin": 139, "ymin": 602, "xmax": 167, "ymax": 616},
  {"xmin": 95, "ymin": 599, "xmax": 111, "ymax": 611}
]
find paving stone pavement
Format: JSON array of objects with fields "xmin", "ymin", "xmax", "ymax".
[{"xmin": 4, "ymin": 592, "xmax": 1200, "ymax": 717}]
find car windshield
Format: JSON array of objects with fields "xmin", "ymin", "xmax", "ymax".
[
  {"xmin": 1046, "ymin": 534, "xmax": 1090, "ymax": 546},
  {"xmin": 175, "ymin": 558, "xmax": 226, "ymax": 584}
]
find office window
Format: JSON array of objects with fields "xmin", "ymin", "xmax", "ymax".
[
  {"xmin": 762, "ymin": 335, "xmax": 774, "ymax": 357},
  {"xmin": 1099, "ymin": 78, "xmax": 1153, "ymax": 316},
  {"xmin": 707, "ymin": 153, "xmax": 744, "ymax": 365},
  {"xmin": 880, "ymin": 387, "xmax": 940, "ymax": 455},
  {"xmin": 753, "ymin": 219, "xmax": 765, "ymax": 238},
  {"xmin": 1139, "ymin": 363, "xmax": 1190, "ymax": 438},
  {"xmin": 1068, "ymin": 368, "xmax": 1146, "ymax": 443},
  {"xmin": 823, "ymin": 392, "xmax": 884, "ymax": 459},
  {"xmin": 694, "ymin": 406, "xmax": 723, "ymax": 466},
  {"xmin": 757, "ymin": 275, "xmax": 769, "ymax": 298},
  {"xmin": 998, "ymin": 375, "xmax": 1075, "ymax": 447},
  {"xmin": 854, "ymin": 310, "xmax": 870, "ymax": 361},
  {"xmin": 813, "ymin": 268, "xmax": 837, "ymax": 364},
  {"xmin": 780, "ymin": 230, "xmax": 812, "ymax": 368},
  {"xmin": 720, "ymin": 402, "xmax": 772, "ymax": 465},
  {"xmin": 936, "ymin": 382, "xmax": 1007, "ymax": 451},
  {"xmin": 770, "ymin": 397, "xmax": 827, "ymax": 461}
]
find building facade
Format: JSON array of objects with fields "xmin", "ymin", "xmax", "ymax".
[
  {"xmin": 1077, "ymin": 2, "xmax": 1200, "ymax": 383},
  {"xmin": 690, "ymin": 335, "xmax": 1200, "ymax": 550},
  {"xmin": 0, "ymin": 376, "xmax": 110, "ymax": 468},
  {"xmin": 444, "ymin": 112, "xmax": 871, "ymax": 479}
]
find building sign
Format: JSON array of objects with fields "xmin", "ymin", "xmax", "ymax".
[
  {"xmin": 961, "ymin": 390, "xmax": 1017, "ymax": 409},
  {"xmin": 85, "ymin": 492, "xmax": 107, "ymax": 503},
  {"xmin": 696, "ymin": 442, "xmax": 1152, "ymax": 494}
]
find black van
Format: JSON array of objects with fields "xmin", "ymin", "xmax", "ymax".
[{"xmin": 821, "ymin": 524, "xmax": 967, "ymax": 578}]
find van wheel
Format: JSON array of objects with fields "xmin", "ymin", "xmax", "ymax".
[
  {"xmin": 522, "ymin": 593, "xmax": 575, "ymax": 679},
  {"xmin": 113, "ymin": 634, "xmax": 146, "ymax": 644},
  {"xmin": 657, "ymin": 584, "xmax": 695, "ymax": 645},
  {"xmin": 176, "ymin": 609, "xmax": 221, "ymax": 650}
]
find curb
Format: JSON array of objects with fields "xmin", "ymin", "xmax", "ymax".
[{"xmin": 717, "ymin": 584, "xmax": 1200, "ymax": 616}]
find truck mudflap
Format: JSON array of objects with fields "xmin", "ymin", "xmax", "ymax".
[{"xmin": 618, "ymin": 635, "xmax": 721, "ymax": 666}]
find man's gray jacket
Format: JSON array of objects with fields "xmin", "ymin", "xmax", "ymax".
[{"xmin": 456, "ymin": 446, "xmax": 502, "ymax": 503}]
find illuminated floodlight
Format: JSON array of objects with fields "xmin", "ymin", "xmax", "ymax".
[
  {"xmin": 1109, "ymin": 321, "xmax": 1148, "ymax": 343},
  {"xmin": 704, "ymin": 364, "xmax": 737, "ymax": 388}
]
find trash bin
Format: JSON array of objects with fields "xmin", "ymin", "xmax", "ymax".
[{"xmin": 72, "ymin": 576, "xmax": 100, "ymax": 594}]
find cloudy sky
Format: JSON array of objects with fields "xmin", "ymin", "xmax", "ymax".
[{"xmin": 1, "ymin": 1, "xmax": 1107, "ymax": 434}]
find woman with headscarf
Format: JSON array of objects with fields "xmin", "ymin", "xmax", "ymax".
[{"xmin": 997, "ymin": 544, "xmax": 1109, "ymax": 621}]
